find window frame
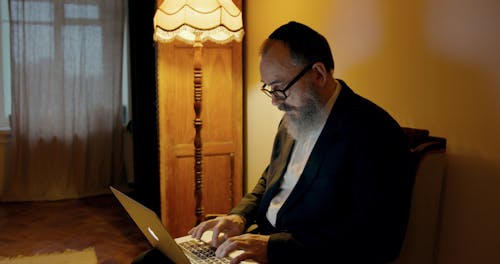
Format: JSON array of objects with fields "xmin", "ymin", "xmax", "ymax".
[{"xmin": 0, "ymin": 0, "xmax": 131, "ymax": 130}]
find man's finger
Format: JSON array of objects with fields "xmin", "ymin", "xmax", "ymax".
[
  {"xmin": 230, "ymin": 252, "xmax": 251, "ymax": 264},
  {"xmin": 215, "ymin": 238, "xmax": 239, "ymax": 258},
  {"xmin": 190, "ymin": 220, "xmax": 213, "ymax": 240},
  {"xmin": 211, "ymin": 225, "xmax": 223, "ymax": 247}
]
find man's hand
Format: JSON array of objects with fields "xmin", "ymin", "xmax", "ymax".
[
  {"xmin": 215, "ymin": 233, "xmax": 270, "ymax": 264},
  {"xmin": 188, "ymin": 214, "xmax": 246, "ymax": 247}
]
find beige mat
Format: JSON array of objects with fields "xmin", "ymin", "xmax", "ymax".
[{"xmin": 0, "ymin": 248, "xmax": 97, "ymax": 264}]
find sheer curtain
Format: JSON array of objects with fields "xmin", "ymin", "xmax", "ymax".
[{"xmin": 1, "ymin": 0, "xmax": 126, "ymax": 201}]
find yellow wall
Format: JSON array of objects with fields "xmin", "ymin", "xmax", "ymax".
[{"xmin": 244, "ymin": 0, "xmax": 500, "ymax": 263}]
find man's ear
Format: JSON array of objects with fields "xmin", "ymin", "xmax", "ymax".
[{"xmin": 311, "ymin": 62, "xmax": 328, "ymax": 86}]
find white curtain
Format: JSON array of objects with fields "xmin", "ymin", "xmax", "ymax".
[{"xmin": 1, "ymin": 0, "xmax": 126, "ymax": 201}]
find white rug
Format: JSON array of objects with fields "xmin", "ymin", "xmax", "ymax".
[{"xmin": 0, "ymin": 248, "xmax": 97, "ymax": 264}]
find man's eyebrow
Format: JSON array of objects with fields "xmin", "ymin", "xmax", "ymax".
[{"xmin": 262, "ymin": 80, "xmax": 283, "ymax": 86}]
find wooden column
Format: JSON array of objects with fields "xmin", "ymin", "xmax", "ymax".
[{"xmin": 193, "ymin": 39, "xmax": 204, "ymax": 225}]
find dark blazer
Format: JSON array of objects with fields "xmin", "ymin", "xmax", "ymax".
[{"xmin": 231, "ymin": 80, "xmax": 413, "ymax": 263}]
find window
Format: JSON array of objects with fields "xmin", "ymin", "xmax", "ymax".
[
  {"xmin": 0, "ymin": 0, "xmax": 11, "ymax": 129},
  {"xmin": 0, "ymin": 0, "xmax": 130, "ymax": 129}
]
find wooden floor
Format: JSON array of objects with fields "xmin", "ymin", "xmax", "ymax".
[{"xmin": 0, "ymin": 192, "xmax": 151, "ymax": 263}]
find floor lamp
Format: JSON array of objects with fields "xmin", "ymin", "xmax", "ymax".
[{"xmin": 153, "ymin": 0, "xmax": 244, "ymax": 225}]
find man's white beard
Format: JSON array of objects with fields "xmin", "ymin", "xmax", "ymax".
[{"xmin": 283, "ymin": 87, "xmax": 327, "ymax": 140}]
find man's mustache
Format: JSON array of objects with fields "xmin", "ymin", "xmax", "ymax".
[{"xmin": 278, "ymin": 104, "xmax": 295, "ymax": 112}]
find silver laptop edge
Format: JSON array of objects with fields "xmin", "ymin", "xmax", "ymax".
[{"xmin": 110, "ymin": 186, "xmax": 190, "ymax": 264}]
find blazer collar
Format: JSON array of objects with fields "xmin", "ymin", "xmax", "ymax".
[{"xmin": 267, "ymin": 122, "xmax": 295, "ymax": 192}]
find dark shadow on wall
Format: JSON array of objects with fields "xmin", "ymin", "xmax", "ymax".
[
  {"xmin": 437, "ymin": 154, "xmax": 500, "ymax": 263},
  {"xmin": 336, "ymin": 2, "xmax": 500, "ymax": 263}
]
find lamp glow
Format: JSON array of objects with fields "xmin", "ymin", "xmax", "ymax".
[{"xmin": 154, "ymin": 0, "xmax": 244, "ymax": 44}]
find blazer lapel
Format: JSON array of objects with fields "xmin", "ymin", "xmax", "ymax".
[{"xmin": 258, "ymin": 127, "xmax": 296, "ymax": 217}]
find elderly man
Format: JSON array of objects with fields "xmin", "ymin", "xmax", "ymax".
[{"xmin": 189, "ymin": 21, "xmax": 413, "ymax": 264}]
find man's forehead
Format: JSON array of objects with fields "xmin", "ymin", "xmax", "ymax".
[
  {"xmin": 260, "ymin": 41, "xmax": 297, "ymax": 79},
  {"xmin": 261, "ymin": 40, "xmax": 291, "ymax": 64},
  {"xmin": 260, "ymin": 60, "xmax": 292, "ymax": 84}
]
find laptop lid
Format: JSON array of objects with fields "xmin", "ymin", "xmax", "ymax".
[{"xmin": 110, "ymin": 186, "xmax": 190, "ymax": 264}]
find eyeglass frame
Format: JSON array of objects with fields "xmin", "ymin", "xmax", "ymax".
[{"xmin": 261, "ymin": 62, "xmax": 315, "ymax": 100}]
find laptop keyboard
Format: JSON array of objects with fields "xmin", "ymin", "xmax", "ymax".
[{"xmin": 179, "ymin": 240, "xmax": 231, "ymax": 263}]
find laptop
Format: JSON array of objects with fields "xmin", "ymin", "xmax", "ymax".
[{"xmin": 110, "ymin": 187, "xmax": 254, "ymax": 264}]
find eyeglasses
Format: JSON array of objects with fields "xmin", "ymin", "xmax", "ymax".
[{"xmin": 261, "ymin": 63, "xmax": 314, "ymax": 100}]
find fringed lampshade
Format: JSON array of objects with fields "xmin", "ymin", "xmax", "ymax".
[{"xmin": 154, "ymin": 0, "xmax": 244, "ymax": 44}]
